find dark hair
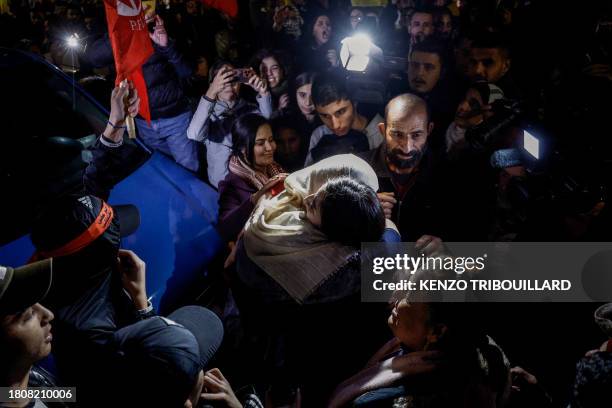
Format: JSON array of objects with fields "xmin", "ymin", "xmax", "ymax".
[
  {"xmin": 249, "ymin": 49, "xmax": 290, "ymax": 84},
  {"xmin": 231, "ymin": 113, "xmax": 270, "ymax": 165},
  {"xmin": 289, "ymin": 71, "xmax": 316, "ymax": 113},
  {"xmin": 469, "ymin": 80, "xmax": 494, "ymax": 104},
  {"xmin": 425, "ymin": 302, "xmax": 509, "ymax": 400},
  {"xmin": 433, "ymin": 5, "xmax": 452, "ymax": 20},
  {"xmin": 319, "ymin": 177, "xmax": 385, "ymax": 247},
  {"xmin": 425, "ymin": 303, "xmax": 487, "ymax": 348},
  {"xmin": 311, "ymin": 72, "xmax": 352, "ymax": 108},
  {"xmin": 409, "ymin": 6, "xmax": 435, "ymax": 23},
  {"xmin": 208, "ymin": 59, "xmax": 234, "ymax": 83},
  {"xmin": 271, "ymin": 115, "xmax": 299, "ymax": 134},
  {"xmin": 410, "ymin": 38, "xmax": 448, "ymax": 69},
  {"xmin": 470, "ymin": 31, "xmax": 511, "ymax": 57},
  {"xmin": 305, "ymin": 12, "xmax": 333, "ymax": 47},
  {"xmin": 294, "ymin": 71, "xmax": 316, "ymax": 91}
]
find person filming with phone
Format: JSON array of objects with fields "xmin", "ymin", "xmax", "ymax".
[{"xmin": 187, "ymin": 60, "xmax": 273, "ymax": 189}]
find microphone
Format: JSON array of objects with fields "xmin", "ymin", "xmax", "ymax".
[{"xmin": 490, "ymin": 148, "xmax": 523, "ymax": 169}]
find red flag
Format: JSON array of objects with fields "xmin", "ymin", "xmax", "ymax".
[
  {"xmin": 102, "ymin": 0, "xmax": 154, "ymax": 123},
  {"xmin": 201, "ymin": 0, "xmax": 238, "ymax": 19}
]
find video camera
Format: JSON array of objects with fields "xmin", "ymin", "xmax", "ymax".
[
  {"xmin": 501, "ymin": 128, "xmax": 609, "ymax": 217},
  {"xmin": 465, "ymin": 98, "xmax": 523, "ymax": 151},
  {"xmin": 339, "ymin": 18, "xmax": 408, "ymax": 105}
]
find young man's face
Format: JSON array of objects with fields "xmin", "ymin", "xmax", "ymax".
[
  {"xmin": 379, "ymin": 107, "xmax": 432, "ymax": 174},
  {"xmin": 408, "ymin": 12, "xmax": 434, "ymax": 43},
  {"xmin": 436, "ymin": 13, "xmax": 452, "ymax": 37},
  {"xmin": 454, "ymin": 37, "xmax": 472, "ymax": 77},
  {"xmin": 467, "ymin": 47, "xmax": 510, "ymax": 83},
  {"xmin": 1, "ymin": 303, "xmax": 54, "ymax": 365},
  {"xmin": 408, "ymin": 51, "xmax": 442, "ymax": 94},
  {"xmin": 316, "ymin": 99, "xmax": 355, "ymax": 136}
]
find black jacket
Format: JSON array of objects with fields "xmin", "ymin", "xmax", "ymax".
[
  {"xmin": 358, "ymin": 144, "xmax": 446, "ymax": 241},
  {"xmin": 83, "ymin": 137, "xmax": 150, "ymax": 201},
  {"xmin": 84, "ymin": 35, "xmax": 192, "ymax": 120},
  {"xmin": 310, "ymin": 129, "xmax": 369, "ymax": 164}
]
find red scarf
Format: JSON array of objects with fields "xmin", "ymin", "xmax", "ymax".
[{"xmin": 228, "ymin": 155, "xmax": 285, "ymax": 190}]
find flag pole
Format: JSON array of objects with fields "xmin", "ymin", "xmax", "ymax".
[
  {"xmin": 126, "ymin": 115, "xmax": 136, "ymax": 139},
  {"xmin": 120, "ymin": 79, "xmax": 137, "ymax": 139}
]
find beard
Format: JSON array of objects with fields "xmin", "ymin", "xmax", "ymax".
[{"xmin": 387, "ymin": 148, "xmax": 423, "ymax": 170}]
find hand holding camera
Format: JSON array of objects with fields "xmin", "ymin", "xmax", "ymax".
[
  {"xmin": 245, "ymin": 71, "xmax": 269, "ymax": 96},
  {"xmin": 205, "ymin": 67, "xmax": 235, "ymax": 100}
]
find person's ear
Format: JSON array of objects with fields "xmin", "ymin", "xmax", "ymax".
[
  {"xmin": 426, "ymin": 323, "xmax": 448, "ymax": 346},
  {"xmin": 502, "ymin": 56, "xmax": 511, "ymax": 77},
  {"xmin": 428, "ymin": 121, "xmax": 434, "ymax": 135},
  {"xmin": 378, "ymin": 122, "xmax": 386, "ymax": 137}
]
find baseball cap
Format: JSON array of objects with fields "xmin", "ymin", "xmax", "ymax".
[
  {"xmin": 115, "ymin": 306, "xmax": 223, "ymax": 405},
  {"xmin": 471, "ymin": 81, "xmax": 505, "ymax": 105},
  {"xmin": 0, "ymin": 259, "xmax": 53, "ymax": 315},
  {"xmin": 30, "ymin": 194, "xmax": 140, "ymax": 261},
  {"xmin": 167, "ymin": 305, "xmax": 224, "ymax": 369}
]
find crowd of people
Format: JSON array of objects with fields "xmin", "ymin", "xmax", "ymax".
[{"xmin": 2, "ymin": 0, "xmax": 612, "ymax": 407}]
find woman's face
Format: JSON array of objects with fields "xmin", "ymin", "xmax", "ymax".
[
  {"xmin": 388, "ymin": 299, "xmax": 432, "ymax": 351},
  {"xmin": 303, "ymin": 190, "xmax": 322, "ymax": 227},
  {"xmin": 259, "ymin": 56, "xmax": 283, "ymax": 89},
  {"xmin": 312, "ymin": 15, "xmax": 332, "ymax": 46},
  {"xmin": 253, "ymin": 124, "xmax": 276, "ymax": 169},
  {"xmin": 296, "ymin": 83, "xmax": 315, "ymax": 118}
]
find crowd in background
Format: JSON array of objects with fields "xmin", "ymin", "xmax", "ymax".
[{"xmin": 1, "ymin": 0, "xmax": 612, "ymax": 407}]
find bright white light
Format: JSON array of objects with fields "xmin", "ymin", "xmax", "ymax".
[
  {"xmin": 66, "ymin": 34, "xmax": 80, "ymax": 48},
  {"xmin": 523, "ymin": 130, "xmax": 540, "ymax": 160},
  {"xmin": 340, "ymin": 33, "xmax": 373, "ymax": 72}
]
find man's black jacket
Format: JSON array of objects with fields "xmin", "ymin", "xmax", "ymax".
[{"xmin": 84, "ymin": 35, "xmax": 192, "ymax": 120}]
